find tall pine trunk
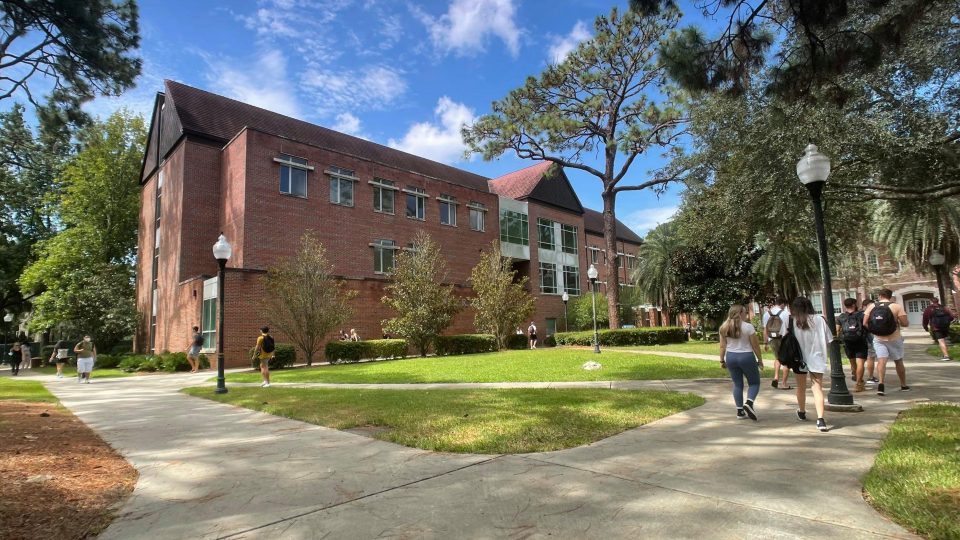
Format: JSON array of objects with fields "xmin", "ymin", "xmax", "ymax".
[{"xmin": 602, "ymin": 191, "xmax": 621, "ymax": 328}]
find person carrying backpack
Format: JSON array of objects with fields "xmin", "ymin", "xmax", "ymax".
[
  {"xmin": 762, "ymin": 297, "xmax": 791, "ymax": 389},
  {"xmin": 922, "ymin": 298, "xmax": 955, "ymax": 361},
  {"xmin": 187, "ymin": 326, "xmax": 204, "ymax": 373},
  {"xmin": 789, "ymin": 297, "xmax": 831, "ymax": 432},
  {"xmin": 862, "ymin": 289, "xmax": 910, "ymax": 396},
  {"xmin": 252, "ymin": 326, "xmax": 275, "ymax": 388},
  {"xmin": 837, "ymin": 298, "xmax": 868, "ymax": 392}
]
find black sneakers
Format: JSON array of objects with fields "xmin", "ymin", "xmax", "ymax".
[
  {"xmin": 817, "ymin": 418, "xmax": 828, "ymax": 432},
  {"xmin": 771, "ymin": 379, "xmax": 778, "ymax": 388},
  {"xmin": 877, "ymin": 383, "xmax": 885, "ymax": 396},
  {"xmin": 796, "ymin": 410, "xmax": 807, "ymax": 421},
  {"xmin": 743, "ymin": 400, "xmax": 758, "ymax": 421},
  {"xmin": 736, "ymin": 409, "xmax": 748, "ymax": 420},
  {"xmin": 900, "ymin": 386, "xmax": 911, "ymax": 391}
]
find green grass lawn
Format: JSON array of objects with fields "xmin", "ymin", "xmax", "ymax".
[
  {"xmin": 183, "ymin": 386, "xmax": 704, "ymax": 453},
  {"xmin": 31, "ymin": 366, "xmax": 133, "ymax": 379},
  {"xmin": 925, "ymin": 343, "xmax": 959, "ymax": 359},
  {"xmin": 224, "ymin": 348, "xmax": 771, "ymax": 384},
  {"xmin": 0, "ymin": 377, "xmax": 58, "ymax": 402},
  {"xmin": 864, "ymin": 403, "xmax": 960, "ymax": 540},
  {"xmin": 607, "ymin": 341, "xmax": 722, "ymax": 356}
]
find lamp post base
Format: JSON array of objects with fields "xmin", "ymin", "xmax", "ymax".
[{"xmin": 825, "ymin": 403, "xmax": 864, "ymax": 413}]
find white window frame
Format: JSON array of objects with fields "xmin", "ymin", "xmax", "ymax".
[
  {"xmin": 404, "ymin": 187, "xmax": 427, "ymax": 220},
  {"xmin": 539, "ymin": 262, "xmax": 558, "ymax": 294},
  {"xmin": 201, "ymin": 277, "xmax": 218, "ymax": 352},
  {"xmin": 438, "ymin": 194, "xmax": 458, "ymax": 226},
  {"xmin": 327, "ymin": 166, "xmax": 357, "ymax": 207},
  {"xmin": 370, "ymin": 178, "xmax": 397, "ymax": 215},
  {"xmin": 538, "ymin": 218, "xmax": 556, "ymax": 250},
  {"xmin": 275, "ymin": 154, "xmax": 312, "ymax": 198},
  {"xmin": 371, "ymin": 239, "xmax": 398, "ymax": 274},
  {"xmin": 560, "ymin": 224, "xmax": 578, "ymax": 255},
  {"xmin": 864, "ymin": 251, "xmax": 880, "ymax": 273},
  {"xmin": 562, "ymin": 265, "xmax": 580, "ymax": 295},
  {"xmin": 468, "ymin": 202, "xmax": 486, "ymax": 232}
]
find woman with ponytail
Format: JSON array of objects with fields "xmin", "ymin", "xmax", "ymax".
[
  {"xmin": 718, "ymin": 304, "xmax": 764, "ymax": 421},
  {"xmin": 790, "ymin": 296, "xmax": 831, "ymax": 432}
]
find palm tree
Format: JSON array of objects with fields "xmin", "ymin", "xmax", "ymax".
[
  {"xmin": 632, "ymin": 221, "xmax": 682, "ymax": 322},
  {"xmin": 751, "ymin": 234, "xmax": 820, "ymax": 301},
  {"xmin": 873, "ymin": 198, "xmax": 960, "ymax": 309}
]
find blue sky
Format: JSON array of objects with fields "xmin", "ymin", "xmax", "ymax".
[{"xmin": 81, "ymin": 0, "xmax": 700, "ymax": 235}]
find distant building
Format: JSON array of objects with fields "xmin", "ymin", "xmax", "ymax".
[{"xmin": 137, "ymin": 81, "xmax": 643, "ymax": 366}]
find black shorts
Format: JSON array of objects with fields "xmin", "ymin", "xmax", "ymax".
[
  {"xmin": 842, "ymin": 339, "xmax": 868, "ymax": 360},
  {"xmin": 529, "ymin": 333, "xmax": 537, "ymax": 340},
  {"xmin": 932, "ymin": 328, "xmax": 950, "ymax": 340}
]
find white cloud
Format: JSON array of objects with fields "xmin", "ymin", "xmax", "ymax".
[
  {"xmin": 548, "ymin": 21, "xmax": 591, "ymax": 64},
  {"xmin": 331, "ymin": 112, "xmax": 367, "ymax": 138},
  {"xmin": 415, "ymin": 0, "xmax": 521, "ymax": 57},
  {"xmin": 301, "ymin": 64, "xmax": 407, "ymax": 115},
  {"xmin": 623, "ymin": 205, "xmax": 678, "ymax": 236},
  {"xmin": 205, "ymin": 48, "xmax": 302, "ymax": 118},
  {"xmin": 388, "ymin": 97, "xmax": 476, "ymax": 163}
]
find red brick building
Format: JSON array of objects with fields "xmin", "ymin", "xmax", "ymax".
[{"xmin": 137, "ymin": 81, "xmax": 643, "ymax": 366}]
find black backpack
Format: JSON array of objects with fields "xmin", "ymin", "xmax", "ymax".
[
  {"xmin": 776, "ymin": 317, "xmax": 807, "ymax": 371},
  {"xmin": 931, "ymin": 306, "xmax": 953, "ymax": 330},
  {"xmin": 193, "ymin": 333, "xmax": 204, "ymax": 347},
  {"xmin": 867, "ymin": 302, "xmax": 898, "ymax": 337},
  {"xmin": 261, "ymin": 334, "xmax": 275, "ymax": 353},
  {"xmin": 840, "ymin": 311, "xmax": 866, "ymax": 342}
]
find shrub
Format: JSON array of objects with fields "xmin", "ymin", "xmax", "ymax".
[
  {"xmin": 325, "ymin": 339, "xmax": 408, "ymax": 363},
  {"xmin": 158, "ymin": 352, "xmax": 190, "ymax": 372},
  {"xmin": 554, "ymin": 327, "xmax": 688, "ymax": 347},
  {"xmin": 118, "ymin": 356, "xmax": 144, "ymax": 372},
  {"xmin": 505, "ymin": 333, "xmax": 528, "ymax": 350},
  {"xmin": 435, "ymin": 334, "xmax": 496, "ymax": 356},
  {"xmin": 250, "ymin": 343, "xmax": 296, "ymax": 370},
  {"xmin": 109, "ymin": 340, "xmax": 133, "ymax": 355},
  {"xmin": 41, "ymin": 345, "xmax": 55, "ymax": 362},
  {"xmin": 94, "ymin": 354, "xmax": 122, "ymax": 369},
  {"xmin": 136, "ymin": 357, "xmax": 160, "ymax": 372},
  {"xmin": 950, "ymin": 323, "xmax": 960, "ymax": 344},
  {"xmin": 544, "ymin": 335, "xmax": 557, "ymax": 347}
]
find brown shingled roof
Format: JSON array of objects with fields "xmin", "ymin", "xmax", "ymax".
[
  {"xmin": 583, "ymin": 208, "xmax": 643, "ymax": 245},
  {"xmin": 488, "ymin": 161, "xmax": 553, "ymax": 199},
  {"xmin": 164, "ymin": 80, "xmax": 490, "ymax": 192}
]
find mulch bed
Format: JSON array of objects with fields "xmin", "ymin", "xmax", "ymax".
[{"xmin": 0, "ymin": 401, "xmax": 138, "ymax": 540}]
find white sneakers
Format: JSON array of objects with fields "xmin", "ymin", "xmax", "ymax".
[{"xmin": 261, "ymin": 382, "xmax": 270, "ymax": 388}]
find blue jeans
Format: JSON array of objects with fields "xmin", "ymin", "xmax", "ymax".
[{"xmin": 725, "ymin": 351, "xmax": 760, "ymax": 408}]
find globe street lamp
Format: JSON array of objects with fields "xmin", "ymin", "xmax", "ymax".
[
  {"xmin": 797, "ymin": 144, "xmax": 855, "ymax": 408},
  {"xmin": 212, "ymin": 233, "xmax": 232, "ymax": 394},
  {"xmin": 929, "ymin": 250, "xmax": 948, "ymax": 309},
  {"xmin": 561, "ymin": 291, "xmax": 569, "ymax": 332},
  {"xmin": 587, "ymin": 264, "xmax": 600, "ymax": 354}
]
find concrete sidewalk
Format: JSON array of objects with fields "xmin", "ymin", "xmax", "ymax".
[{"xmin": 38, "ymin": 337, "xmax": 958, "ymax": 539}]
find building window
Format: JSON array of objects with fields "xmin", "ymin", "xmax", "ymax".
[
  {"xmin": 373, "ymin": 239, "xmax": 396, "ymax": 274},
  {"xmin": 327, "ymin": 165, "xmax": 356, "ymax": 207},
  {"xmin": 500, "ymin": 209, "xmax": 529, "ymax": 246},
  {"xmin": 276, "ymin": 154, "xmax": 311, "ymax": 197},
  {"xmin": 468, "ymin": 202, "xmax": 486, "ymax": 231},
  {"xmin": 439, "ymin": 194, "xmax": 457, "ymax": 226},
  {"xmin": 561, "ymin": 224, "xmax": 578, "ymax": 254},
  {"xmin": 149, "ymin": 170, "xmax": 164, "ymax": 352},
  {"xmin": 864, "ymin": 251, "xmax": 880, "ymax": 273},
  {"xmin": 546, "ymin": 318, "xmax": 557, "ymax": 336},
  {"xmin": 371, "ymin": 178, "xmax": 396, "ymax": 214},
  {"xmin": 405, "ymin": 187, "xmax": 426, "ymax": 220},
  {"xmin": 588, "ymin": 247, "xmax": 600, "ymax": 264},
  {"xmin": 201, "ymin": 277, "xmax": 217, "ymax": 350},
  {"xmin": 563, "ymin": 265, "xmax": 580, "ymax": 295},
  {"xmin": 537, "ymin": 218, "xmax": 556, "ymax": 250},
  {"xmin": 539, "ymin": 262, "xmax": 558, "ymax": 294},
  {"xmin": 625, "ymin": 254, "xmax": 636, "ymax": 270}
]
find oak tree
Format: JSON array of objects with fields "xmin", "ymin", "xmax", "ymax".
[{"xmin": 468, "ymin": 241, "xmax": 534, "ymax": 350}]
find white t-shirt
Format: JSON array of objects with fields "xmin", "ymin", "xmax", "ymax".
[
  {"xmin": 761, "ymin": 307, "xmax": 791, "ymax": 341},
  {"xmin": 793, "ymin": 315, "xmax": 833, "ymax": 374},
  {"xmin": 723, "ymin": 322, "xmax": 757, "ymax": 354}
]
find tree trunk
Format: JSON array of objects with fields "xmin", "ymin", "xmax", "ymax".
[{"xmin": 601, "ymin": 191, "xmax": 621, "ymax": 328}]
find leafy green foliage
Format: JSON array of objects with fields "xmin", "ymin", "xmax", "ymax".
[
  {"xmin": 435, "ymin": 334, "xmax": 497, "ymax": 356},
  {"xmin": 19, "ymin": 111, "xmax": 144, "ymax": 349},
  {"xmin": 468, "ymin": 241, "xmax": 534, "ymax": 350},
  {"xmin": 324, "ymin": 339, "xmax": 408, "ymax": 363},
  {"xmin": 382, "ymin": 232, "xmax": 460, "ymax": 356},
  {"xmin": 504, "ymin": 333, "xmax": 528, "ymax": 350},
  {"xmin": 554, "ymin": 327, "xmax": 687, "ymax": 347},
  {"xmin": 671, "ymin": 244, "xmax": 761, "ymax": 328},
  {"xmin": 0, "ymin": 0, "xmax": 141, "ymax": 134},
  {"xmin": 632, "ymin": 221, "xmax": 683, "ymax": 316},
  {"xmin": 250, "ymin": 344, "xmax": 296, "ymax": 370},
  {"xmin": 261, "ymin": 232, "xmax": 353, "ymax": 366}
]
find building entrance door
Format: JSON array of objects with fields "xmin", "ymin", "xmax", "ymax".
[{"xmin": 905, "ymin": 298, "xmax": 931, "ymax": 327}]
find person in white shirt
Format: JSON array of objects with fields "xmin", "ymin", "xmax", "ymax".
[
  {"xmin": 761, "ymin": 297, "xmax": 792, "ymax": 389},
  {"xmin": 719, "ymin": 305, "xmax": 764, "ymax": 421},
  {"xmin": 790, "ymin": 297, "xmax": 831, "ymax": 432}
]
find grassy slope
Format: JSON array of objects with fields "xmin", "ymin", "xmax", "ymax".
[
  {"xmin": 184, "ymin": 386, "xmax": 704, "ymax": 454},
  {"xmin": 31, "ymin": 366, "xmax": 133, "ymax": 379},
  {"xmin": 864, "ymin": 403, "xmax": 960, "ymax": 540},
  {"xmin": 0, "ymin": 378, "xmax": 58, "ymax": 402}
]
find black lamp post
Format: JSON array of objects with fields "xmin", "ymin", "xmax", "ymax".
[
  {"xmin": 3, "ymin": 313, "xmax": 11, "ymax": 367},
  {"xmin": 929, "ymin": 250, "xmax": 948, "ymax": 309},
  {"xmin": 562, "ymin": 291, "xmax": 569, "ymax": 332},
  {"xmin": 212, "ymin": 233, "xmax": 232, "ymax": 394},
  {"xmin": 796, "ymin": 144, "xmax": 855, "ymax": 407},
  {"xmin": 587, "ymin": 264, "xmax": 600, "ymax": 354}
]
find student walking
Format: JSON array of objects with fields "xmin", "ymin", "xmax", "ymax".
[
  {"xmin": 48, "ymin": 340, "xmax": 69, "ymax": 378},
  {"xmin": 790, "ymin": 297, "xmax": 830, "ymax": 432},
  {"xmin": 74, "ymin": 335, "xmax": 96, "ymax": 384},
  {"xmin": 528, "ymin": 322, "xmax": 538, "ymax": 349},
  {"xmin": 187, "ymin": 326, "xmax": 203, "ymax": 373},
  {"xmin": 861, "ymin": 299, "xmax": 878, "ymax": 384},
  {"xmin": 863, "ymin": 289, "xmax": 910, "ymax": 396},
  {"xmin": 19, "ymin": 340, "xmax": 31, "ymax": 371},
  {"xmin": 252, "ymin": 326, "xmax": 274, "ymax": 388},
  {"xmin": 838, "ymin": 298, "xmax": 869, "ymax": 392},
  {"xmin": 8, "ymin": 342, "xmax": 22, "ymax": 375},
  {"xmin": 922, "ymin": 298, "xmax": 955, "ymax": 361},
  {"xmin": 762, "ymin": 297, "xmax": 791, "ymax": 389},
  {"xmin": 718, "ymin": 305, "xmax": 763, "ymax": 421}
]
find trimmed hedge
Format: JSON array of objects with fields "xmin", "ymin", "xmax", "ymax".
[
  {"xmin": 435, "ymin": 334, "xmax": 496, "ymax": 356},
  {"xmin": 94, "ymin": 354, "xmax": 123, "ymax": 369},
  {"xmin": 543, "ymin": 335, "xmax": 557, "ymax": 347},
  {"xmin": 325, "ymin": 339, "xmax": 408, "ymax": 363},
  {"xmin": 250, "ymin": 343, "xmax": 296, "ymax": 370},
  {"xmin": 950, "ymin": 323, "xmax": 960, "ymax": 343},
  {"xmin": 554, "ymin": 327, "xmax": 688, "ymax": 347},
  {"xmin": 505, "ymin": 333, "xmax": 528, "ymax": 350}
]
